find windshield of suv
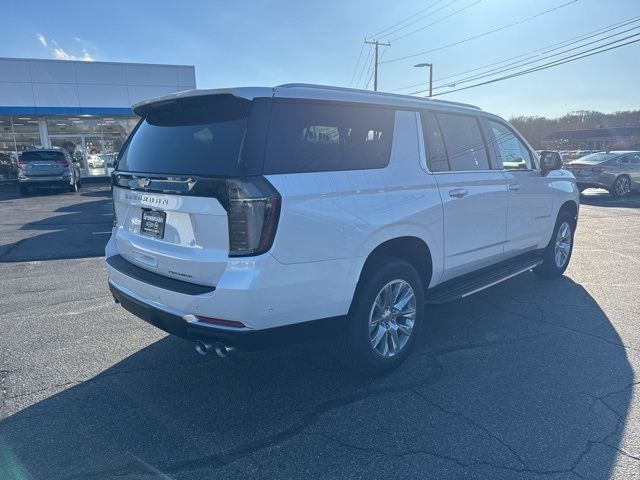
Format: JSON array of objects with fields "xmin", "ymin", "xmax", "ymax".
[
  {"xmin": 118, "ymin": 95, "xmax": 251, "ymax": 176},
  {"xmin": 21, "ymin": 151, "xmax": 66, "ymax": 162},
  {"xmin": 571, "ymin": 153, "xmax": 617, "ymax": 164}
]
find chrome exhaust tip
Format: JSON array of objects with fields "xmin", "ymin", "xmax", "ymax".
[
  {"xmin": 194, "ymin": 340, "xmax": 212, "ymax": 356},
  {"xmin": 213, "ymin": 342, "xmax": 236, "ymax": 358},
  {"xmin": 194, "ymin": 341, "xmax": 236, "ymax": 357}
]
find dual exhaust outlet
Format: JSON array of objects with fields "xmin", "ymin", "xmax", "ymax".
[{"xmin": 194, "ymin": 340, "xmax": 236, "ymax": 358}]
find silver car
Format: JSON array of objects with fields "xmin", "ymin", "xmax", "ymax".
[
  {"xmin": 565, "ymin": 151, "xmax": 640, "ymax": 197},
  {"xmin": 17, "ymin": 148, "xmax": 82, "ymax": 195}
]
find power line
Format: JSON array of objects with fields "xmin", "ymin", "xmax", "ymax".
[
  {"xmin": 381, "ymin": 0, "xmax": 579, "ymax": 64},
  {"xmin": 378, "ymin": 0, "xmax": 461, "ymax": 40},
  {"xmin": 434, "ymin": 15, "xmax": 640, "ymax": 83},
  {"xmin": 388, "ymin": 15, "xmax": 640, "ymax": 93},
  {"xmin": 429, "ymin": 24, "xmax": 640, "ymax": 91},
  {"xmin": 426, "ymin": 36, "xmax": 640, "ymax": 97},
  {"xmin": 369, "ymin": 0, "xmax": 451, "ymax": 39},
  {"xmin": 389, "ymin": 0, "xmax": 482, "ymax": 42},
  {"xmin": 349, "ymin": 40, "xmax": 366, "ymax": 87},
  {"xmin": 355, "ymin": 45, "xmax": 373, "ymax": 88}
]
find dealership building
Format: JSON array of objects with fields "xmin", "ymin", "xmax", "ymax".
[{"xmin": 0, "ymin": 57, "xmax": 196, "ymax": 179}]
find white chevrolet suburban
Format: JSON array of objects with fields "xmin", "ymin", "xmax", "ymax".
[{"xmin": 106, "ymin": 84, "xmax": 579, "ymax": 374}]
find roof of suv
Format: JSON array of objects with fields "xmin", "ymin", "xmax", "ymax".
[{"xmin": 132, "ymin": 83, "xmax": 483, "ymax": 116}]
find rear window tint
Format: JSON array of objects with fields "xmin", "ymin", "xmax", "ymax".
[
  {"xmin": 21, "ymin": 151, "xmax": 66, "ymax": 162},
  {"xmin": 436, "ymin": 113, "xmax": 489, "ymax": 171},
  {"xmin": 263, "ymin": 101, "xmax": 395, "ymax": 174},
  {"xmin": 421, "ymin": 112, "xmax": 449, "ymax": 172},
  {"xmin": 118, "ymin": 95, "xmax": 253, "ymax": 176}
]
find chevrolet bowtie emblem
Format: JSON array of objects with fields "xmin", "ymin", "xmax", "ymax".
[{"xmin": 137, "ymin": 178, "xmax": 151, "ymax": 189}]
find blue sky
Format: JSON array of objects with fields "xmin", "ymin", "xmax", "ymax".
[{"xmin": 3, "ymin": 0, "xmax": 639, "ymax": 118}]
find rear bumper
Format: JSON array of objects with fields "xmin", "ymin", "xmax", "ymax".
[
  {"xmin": 109, "ymin": 278, "xmax": 345, "ymax": 349},
  {"xmin": 105, "ymin": 234, "xmax": 362, "ymax": 330},
  {"xmin": 19, "ymin": 175, "xmax": 71, "ymax": 184},
  {"xmin": 572, "ymin": 172, "xmax": 615, "ymax": 190}
]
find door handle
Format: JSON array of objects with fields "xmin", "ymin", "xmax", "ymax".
[
  {"xmin": 508, "ymin": 183, "xmax": 521, "ymax": 191},
  {"xmin": 448, "ymin": 188, "xmax": 469, "ymax": 198}
]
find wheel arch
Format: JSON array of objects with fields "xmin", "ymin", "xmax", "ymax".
[
  {"xmin": 356, "ymin": 237, "xmax": 433, "ymax": 294},
  {"xmin": 559, "ymin": 200, "xmax": 578, "ymax": 227}
]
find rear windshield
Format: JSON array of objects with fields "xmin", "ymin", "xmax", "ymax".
[
  {"xmin": 572, "ymin": 153, "xmax": 616, "ymax": 164},
  {"xmin": 21, "ymin": 151, "xmax": 66, "ymax": 162},
  {"xmin": 118, "ymin": 95, "xmax": 252, "ymax": 176}
]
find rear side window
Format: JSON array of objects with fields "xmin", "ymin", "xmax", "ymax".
[
  {"xmin": 21, "ymin": 151, "xmax": 66, "ymax": 162},
  {"xmin": 436, "ymin": 113, "xmax": 489, "ymax": 171},
  {"xmin": 263, "ymin": 101, "xmax": 395, "ymax": 174},
  {"xmin": 488, "ymin": 120, "xmax": 533, "ymax": 170},
  {"xmin": 118, "ymin": 94, "xmax": 256, "ymax": 176},
  {"xmin": 421, "ymin": 112, "xmax": 449, "ymax": 172}
]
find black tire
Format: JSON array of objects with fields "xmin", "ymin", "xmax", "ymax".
[
  {"xmin": 335, "ymin": 256, "xmax": 425, "ymax": 376},
  {"xmin": 19, "ymin": 184, "xmax": 29, "ymax": 196},
  {"xmin": 533, "ymin": 210, "xmax": 575, "ymax": 279},
  {"xmin": 610, "ymin": 175, "xmax": 631, "ymax": 198}
]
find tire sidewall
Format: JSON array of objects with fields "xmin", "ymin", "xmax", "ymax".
[
  {"xmin": 612, "ymin": 176, "xmax": 630, "ymax": 198},
  {"xmin": 345, "ymin": 258, "xmax": 424, "ymax": 374}
]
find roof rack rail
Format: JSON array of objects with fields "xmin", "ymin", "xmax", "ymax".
[{"xmin": 277, "ymin": 83, "xmax": 481, "ymax": 110}]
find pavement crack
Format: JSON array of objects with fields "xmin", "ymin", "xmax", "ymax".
[
  {"xmin": 410, "ymin": 388, "xmax": 527, "ymax": 468},
  {"xmin": 64, "ymin": 366, "xmax": 445, "ymax": 479}
]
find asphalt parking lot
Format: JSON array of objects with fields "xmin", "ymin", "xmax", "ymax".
[{"xmin": 0, "ymin": 185, "xmax": 639, "ymax": 479}]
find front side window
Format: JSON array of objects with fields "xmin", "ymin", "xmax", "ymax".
[
  {"xmin": 488, "ymin": 120, "xmax": 533, "ymax": 170},
  {"xmin": 263, "ymin": 101, "xmax": 394, "ymax": 174},
  {"xmin": 436, "ymin": 113, "xmax": 489, "ymax": 171},
  {"xmin": 629, "ymin": 153, "xmax": 640, "ymax": 164}
]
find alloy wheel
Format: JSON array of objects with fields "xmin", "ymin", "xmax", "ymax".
[
  {"xmin": 368, "ymin": 279, "xmax": 416, "ymax": 358},
  {"xmin": 614, "ymin": 177, "xmax": 630, "ymax": 197},
  {"xmin": 554, "ymin": 221, "xmax": 572, "ymax": 268}
]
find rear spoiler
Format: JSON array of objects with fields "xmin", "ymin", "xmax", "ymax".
[{"xmin": 132, "ymin": 87, "xmax": 274, "ymax": 116}]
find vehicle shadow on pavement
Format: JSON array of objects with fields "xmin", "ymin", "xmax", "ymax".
[
  {"xmin": 0, "ymin": 198, "xmax": 112, "ymax": 262},
  {"xmin": 0, "ymin": 275, "xmax": 634, "ymax": 479}
]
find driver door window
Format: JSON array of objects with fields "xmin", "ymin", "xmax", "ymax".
[{"xmin": 488, "ymin": 121, "xmax": 533, "ymax": 170}]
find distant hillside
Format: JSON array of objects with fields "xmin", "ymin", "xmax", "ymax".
[{"xmin": 509, "ymin": 110, "xmax": 640, "ymax": 149}]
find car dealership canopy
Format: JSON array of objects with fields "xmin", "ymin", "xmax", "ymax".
[{"xmin": 0, "ymin": 57, "xmax": 196, "ymax": 178}]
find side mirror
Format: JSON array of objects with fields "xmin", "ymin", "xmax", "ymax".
[{"xmin": 540, "ymin": 151, "xmax": 563, "ymax": 175}]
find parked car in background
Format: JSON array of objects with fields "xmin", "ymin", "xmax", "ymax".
[
  {"xmin": 565, "ymin": 151, "xmax": 640, "ymax": 197},
  {"xmin": 105, "ymin": 84, "xmax": 579, "ymax": 375},
  {"xmin": 100, "ymin": 153, "xmax": 117, "ymax": 168},
  {"xmin": 0, "ymin": 152, "xmax": 16, "ymax": 178},
  {"xmin": 87, "ymin": 154, "xmax": 105, "ymax": 169},
  {"xmin": 17, "ymin": 148, "xmax": 82, "ymax": 195}
]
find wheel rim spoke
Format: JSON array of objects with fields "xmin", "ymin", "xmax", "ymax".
[{"xmin": 368, "ymin": 279, "xmax": 417, "ymax": 358}]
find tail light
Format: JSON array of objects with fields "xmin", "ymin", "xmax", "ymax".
[
  {"xmin": 225, "ymin": 177, "xmax": 281, "ymax": 257},
  {"xmin": 17, "ymin": 160, "xmax": 27, "ymax": 169},
  {"xmin": 590, "ymin": 167, "xmax": 605, "ymax": 174},
  {"xmin": 56, "ymin": 159, "xmax": 71, "ymax": 167}
]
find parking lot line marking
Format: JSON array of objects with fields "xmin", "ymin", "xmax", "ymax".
[{"xmin": 91, "ymin": 231, "xmax": 112, "ymax": 235}]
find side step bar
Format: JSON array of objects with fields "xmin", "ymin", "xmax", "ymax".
[{"xmin": 425, "ymin": 254, "xmax": 543, "ymax": 304}]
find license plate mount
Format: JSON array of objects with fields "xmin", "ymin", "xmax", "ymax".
[{"xmin": 141, "ymin": 209, "xmax": 166, "ymax": 239}]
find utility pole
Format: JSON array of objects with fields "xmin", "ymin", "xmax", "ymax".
[
  {"xmin": 365, "ymin": 39, "xmax": 390, "ymax": 91},
  {"xmin": 414, "ymin": 63, "xmax": 433, "ymax": 97}
]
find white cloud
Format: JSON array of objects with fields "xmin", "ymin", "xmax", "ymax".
[{"xmin": 38, "ymin": 34, "xmax": 94, "ymax": 61}]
